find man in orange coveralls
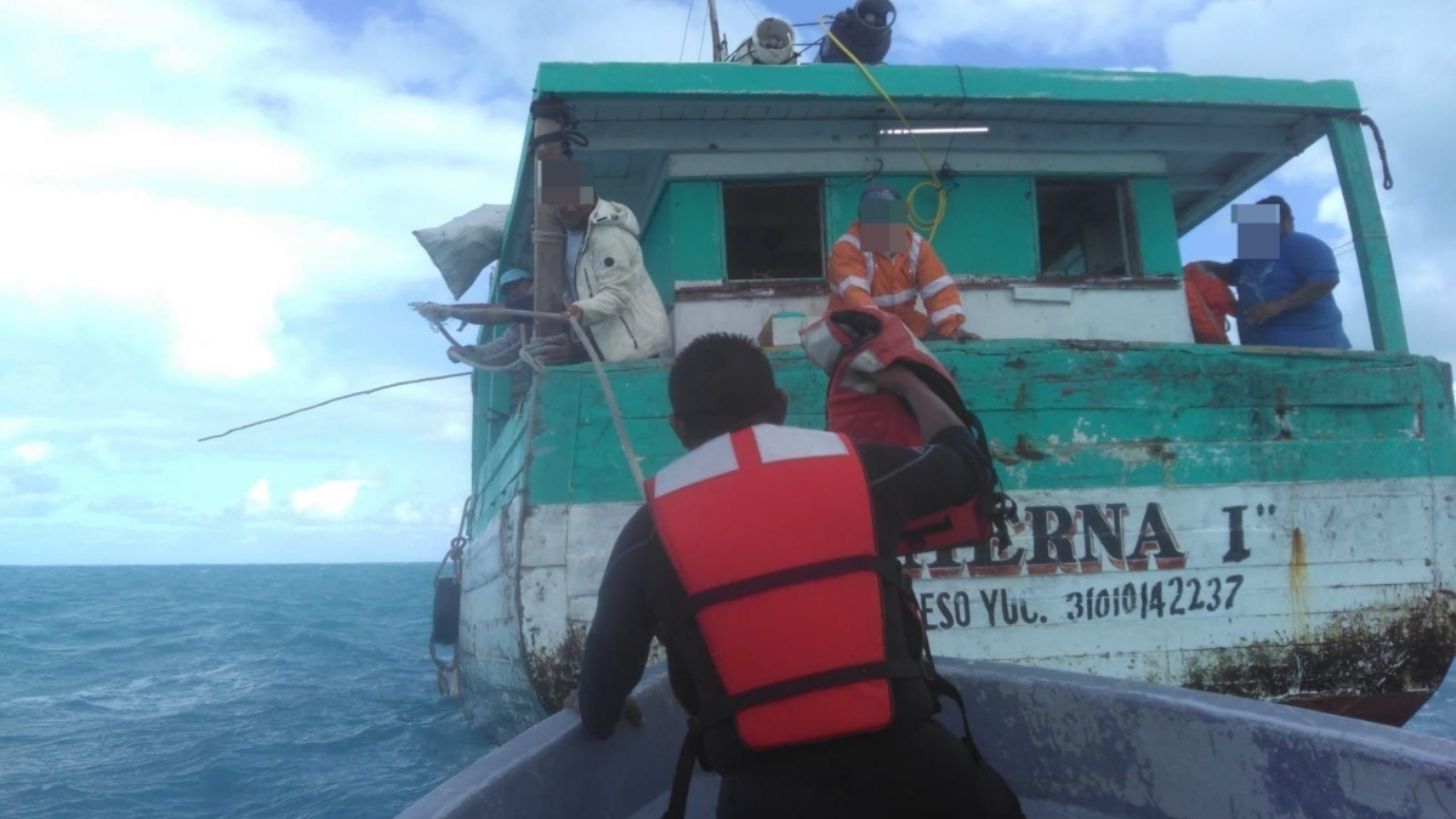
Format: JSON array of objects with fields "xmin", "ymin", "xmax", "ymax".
[{"xmin": 826, "ymin": 184, "xmax": 975, "ymax": 340}]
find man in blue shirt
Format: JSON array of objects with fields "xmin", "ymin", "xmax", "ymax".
[{"xmin": 1198, "ymin": 195, "xmax": 1351, "ymax": 349}]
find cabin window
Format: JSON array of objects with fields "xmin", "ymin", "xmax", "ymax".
[
  {"xmin": 722, "ymin": 181, "xmax": 825, "ymax": 280},
  {"xmin": 1035, "ymin": 179, "xmax": 1140, "ymax": 278}
]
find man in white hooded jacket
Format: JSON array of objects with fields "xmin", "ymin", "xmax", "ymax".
[{"xmin": 558, "ymin": 195, "xmax": 672, "ymax": 362}]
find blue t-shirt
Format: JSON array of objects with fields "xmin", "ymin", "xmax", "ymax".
[{"xmin": 1233, "ymin": 230, "xmax": 1350, "ymax": 349}]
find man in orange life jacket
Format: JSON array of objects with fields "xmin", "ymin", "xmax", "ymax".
[{"xmin": 573, "ymin": 333, "xmax": 1024, "ymax": 818}]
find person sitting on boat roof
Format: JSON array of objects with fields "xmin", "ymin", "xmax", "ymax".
[
  {"xmin": 826, "ymin": 184, "xmax": 975, "ymax": 341},
  {"xmin": 547, "ymin": 165, "xmax": 671, "ymax": 362},
  {"xmin": 1195, "ymin": 195, "xmax": 1351, "ymax": 350},
  {"xmin": 571, "ymin": 333, "xmax": 1024, "ymax": 819}
]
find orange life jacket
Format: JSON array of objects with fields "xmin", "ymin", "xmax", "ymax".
[
  {"xmin": 802, "ymin": 307, "xmax": 1013, "ymax": 556},
  {"xmin": 1184, "ymin": 262, "xmax": 1236, "ymax": 344},
  {"xmin": 647, "ymin": 424, "xmax": 921, "ymax": 752}
]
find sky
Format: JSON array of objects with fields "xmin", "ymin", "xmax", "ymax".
[{"xmin": 1, "ymin": 0, "xmax": 1452, "ymax": 564}]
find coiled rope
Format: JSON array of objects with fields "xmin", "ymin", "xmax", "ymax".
[
  {"xmin": 820, "ymin": 18, "xmax": 948, "ymax": 242},
  {"xmin": 1350, "ymin": 113, "xmax": 1394, "ymax": 191}
]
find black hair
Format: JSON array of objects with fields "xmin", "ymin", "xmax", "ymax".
[
  {"xmin": 1257, "ymin": 195, "xmax": 1293, "ymax": 224},
  {"xmin": 669, "ymin": 333, "xmax": 781, "ymax": 444}
]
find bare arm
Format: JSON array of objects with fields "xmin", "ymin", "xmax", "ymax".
[
  {"xmin": 867, "ymin": 365, "xmax": 961, "ymax": 442},
  {"xmin": 448, "ymin": 305, "xmax": 514, "ymax": 325},
  {"xmin": 413, "ymin": 302, "xmax": 510, "ymax": 325},
  {"xmin": 1193, "ymin": 260, "xmax": 1238, "ymax": 283},
  {"xmin": 415, "ymin": 301, "xmax": 564, "ymax": 327},
  {"xmin": 1246, "ymin": 281, "xmax": 1337, "ymax": 325}
]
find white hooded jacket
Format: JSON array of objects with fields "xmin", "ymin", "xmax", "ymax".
[{"xmin": 570, "ymin": 199, "xmax": 671, "ymax": 361}]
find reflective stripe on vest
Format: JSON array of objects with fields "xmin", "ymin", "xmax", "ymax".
[
  {"xmin": 919, "ymin": 273, "xmax": 955, "ymax": 299},
  {"xmin": 860, "ymin": 230, "xmax": 919, "ymax": 293},
  {"xmin": 648, "ymin": 425, "xmax": 900, "ymax": 751}
]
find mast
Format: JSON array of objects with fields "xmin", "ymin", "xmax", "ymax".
[
  {"xmin": 529, "ymin": 102, "xmax": 567, "ymax": 343},
  {"xmin": 707, "ymin": 0, "xmax": 725, "ymax": 62}
]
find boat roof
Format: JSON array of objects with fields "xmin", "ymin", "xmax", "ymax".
[{"xmin": 499, "ymin": 62, "xmax": 1364, "ymax": 271}]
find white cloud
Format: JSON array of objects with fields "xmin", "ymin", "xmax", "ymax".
[
  {"xmin": 0, "ymin": 109, "xmax": 312, "ymax": 188},
  {"xmin": 84, "ymin": 435, "xmax": 123, "ymax": 471},
  {"xmin": 898, "ymin": 0, "xmax": 1201, "ymax": 55},
  {"xmin": 0, "ymin": 464, "xmax": 63, "ymax": 519},
  {"xmin": 13, "ymin": 442, "xmax": 53, "ymax": 464},
  {"xmin": 418, "ymin": 0, "xmax": 769, "ymax": 89},
  {"xmin": 0, "ymin": 0, "xmax": 524, "ymax": 380},
  {"xmin": 437, "ymin": 419, "xmax": 470, "ymax": 442},
  {"xmin": 391, "ymin": 501, "xmax": 424, "ymax": 524},
  {"xmin": 244, "ymin": 478, "xmax": 272, "ymax": 514},
  {"xmin": 1165, "ymin": 0, "xmax": 1456, "ymax": 363},
  {"xmin": 0, "ymin": 419, "xmax": 29, "ymax": 440},
  {"xmin": 290, "ymin": 478, "xmax": 367, "ymax": 519}
]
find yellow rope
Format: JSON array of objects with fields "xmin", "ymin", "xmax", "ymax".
[{"xmin": 821, "ymin": 19, "xmax": 947, "ymax": 242}]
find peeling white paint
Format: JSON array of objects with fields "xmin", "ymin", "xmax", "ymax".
[{"xmin": 474, "ymin": 478, "xmax": 1455, "ymax": 702}]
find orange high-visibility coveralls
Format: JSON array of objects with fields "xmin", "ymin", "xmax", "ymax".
[{"xmin": 826, "ymin": 222, "xmax": 966, "ymax": 339}]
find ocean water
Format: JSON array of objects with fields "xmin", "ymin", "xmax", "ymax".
[
  {"xmin": 0, "ymin": 564, "xmax": 493, "ymax": 819},
  {"xmin": 1, "ymin": 564, "xmax": 1453, "ymax": 819}
]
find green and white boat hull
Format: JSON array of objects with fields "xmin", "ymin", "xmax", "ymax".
[{"xmin": 454, "ymin": 342, "xmax": 1456, "ymax": 737}]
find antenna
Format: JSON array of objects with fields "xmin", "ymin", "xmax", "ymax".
[{"xmin": 706, "ymin": 0, "xmax": 726, "ymax": 61}]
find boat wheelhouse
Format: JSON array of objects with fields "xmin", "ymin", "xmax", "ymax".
[{"xmin": 443, "ymin": 60, "xmax": 1456, "ymax": 739}]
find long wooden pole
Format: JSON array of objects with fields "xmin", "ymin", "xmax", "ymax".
[
  {"xmin": 531, "ymin": 106, "xmax": 567, "ymax": 340},
  {"xmin": 707, "ymin": 0, "xmax": 725, "ymax": 62}
]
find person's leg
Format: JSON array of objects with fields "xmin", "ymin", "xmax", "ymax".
[
  {"xmin": 844, "ymin": 721, "xmax": 1025, "ymax": 819},
  {"xmin": 717, "ymin": 722, "xmax": 1025, "ymax": 819},
  {"xmin": 715, "ymin": 760, "xmax": 857, "ymax": 819}
]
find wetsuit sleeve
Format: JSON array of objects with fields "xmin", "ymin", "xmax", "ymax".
[
  {"xmin": 578, "ymin": 506, "xmax": 658, "ymax": 739},
  {"xmin": 859, "ymin": 426, "xmax": 987, "ymax": 544}
]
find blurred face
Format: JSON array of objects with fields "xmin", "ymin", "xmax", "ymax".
[
  {"xmin": 539, "ymin": 158, "xmax": 595, "ymax": 229},
  {"xmin": 502, "ymin": 280, "xmax": 532, "ymax": 300},
  {"xmin": 860, "ymin": 198, "xmax": 908, "ymax": 254},
  {"xmin": 556, "ymin": 200, "xmax": 595, "ymax": 229}
]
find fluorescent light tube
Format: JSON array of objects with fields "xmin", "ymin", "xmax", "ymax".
[{"xmin": 878, "ymin": 126, "xmax": 990, "ymax": 135}]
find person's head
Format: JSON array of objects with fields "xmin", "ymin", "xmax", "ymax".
[
  {"xmin": 556, "ymin": 195, "xmax": 598, "ymax": 230},
  {"xmin": 668, "ymin": 333, "xmax": 788, "ymax": 449},
  {"xmin": 859, "ymin": 183, "xmax": 908, "ymax": 254},
  {"xmin": 1257, "ymin": 195, "xmax": 1294, "ymax": 235},
  {"xmin": 539, "ymin": 158, "xmax": 597, "ymax": 229},
  {"xmin": 498, "ymin": 268, "xmax": 533, "ymax": 300}
]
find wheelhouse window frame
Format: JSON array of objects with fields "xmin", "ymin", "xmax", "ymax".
[
  {"xmin": 1033, "ymin": 177, "xmax": 1143, "ymax": 281},
  {"xmin": 720, "ymin": 179, "xmax": 828, "ymax": 282}
]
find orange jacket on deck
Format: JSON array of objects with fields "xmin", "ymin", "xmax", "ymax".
[
  {"xmin": 826, "ymin": 222, "xmax": 965, "ymax": 339},
  {"xmin": 1184, "ymin": 262, "xmax": 1236, "ymax": 344}
]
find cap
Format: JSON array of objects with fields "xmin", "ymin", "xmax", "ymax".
[
  {"xmin": 498, "ymin": 268, "xmax": 533, "ymax": 288},
  {"xmin": 860, "ymin": 183, "xmax": 901, "ymax": 203}
]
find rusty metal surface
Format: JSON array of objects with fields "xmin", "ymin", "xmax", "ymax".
[
  {"xmin": 1183, "ymin": 593, "xmax": 1456, "ymax": 711},
  {"xmin": 524, "ymin": 623, "xmax": 586, "ymax": 713}
]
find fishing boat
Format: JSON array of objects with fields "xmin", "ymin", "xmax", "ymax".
[
  {"xmin": 417, "ymin": 11, "xmax": 1456, "ymax": 743},
  {"xmin": 397, "ymin": 658, "xmax": 1456, "ymax": 819}
]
